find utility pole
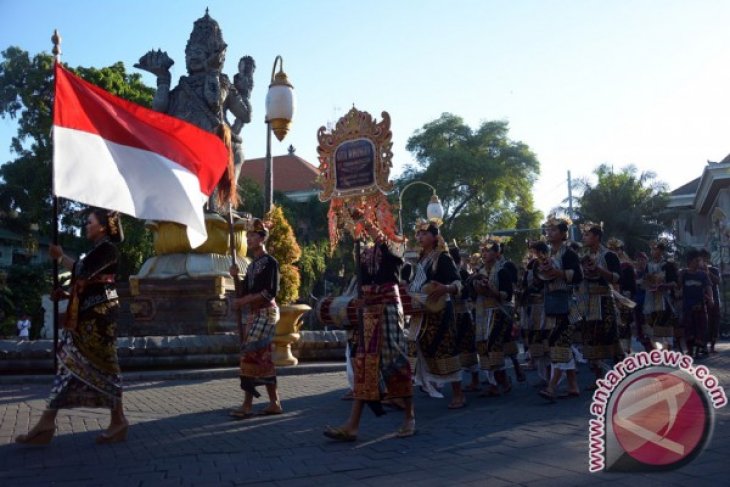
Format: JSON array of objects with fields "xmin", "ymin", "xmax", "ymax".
[{"xmin": 567, "ymin": 170, "xmax": 577, "ymax": 241}]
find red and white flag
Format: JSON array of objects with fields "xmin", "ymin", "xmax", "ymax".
[{"xmin": 52, "ymin": 63, "xmax": 228, "ymax": 248}]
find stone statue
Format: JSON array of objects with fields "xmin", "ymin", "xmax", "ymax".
[{"xmin": 136, "ymin": 9, "xmax": 255, "ymax": 211}]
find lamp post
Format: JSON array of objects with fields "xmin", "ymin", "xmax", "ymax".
[
  {"xmin": 264, "ymin": 55, "xmax": 296, "ymax": 213},
  {"xmin": 397, "ymin": 180, "xmax": 445, "ymax": 238}
]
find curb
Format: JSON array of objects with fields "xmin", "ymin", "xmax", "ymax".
[{"xmin": 0, "ymin": 362, "xmax": 346, "ymax": 385}]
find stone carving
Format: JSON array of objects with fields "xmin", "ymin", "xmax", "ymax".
[{"xmin": 136, "ymin": 9, "xmax": 255, "ymax": 212}]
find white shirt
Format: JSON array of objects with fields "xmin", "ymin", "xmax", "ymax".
[{"xmin": 17, "ymin": 319, "xmax": 30, "ymax": 337}]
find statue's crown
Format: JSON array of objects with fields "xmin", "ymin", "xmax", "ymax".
[{"xmin": 186, "ymin": 10, "xmax": 227, "ymax": 66}]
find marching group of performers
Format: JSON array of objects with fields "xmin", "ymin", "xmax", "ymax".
[
  {"xmin": 323, "ymin": 215, "xmax": 723, "ymax": 441},
  {"xmin": 14, "ymin": 210, "xmax": 723, "ymax": 446}
]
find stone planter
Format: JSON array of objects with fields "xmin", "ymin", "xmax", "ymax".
[{"xmin": 273, "ymin": 304, "xmax": 310, "ymax": 366}]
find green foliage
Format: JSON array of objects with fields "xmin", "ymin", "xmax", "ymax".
[
  {"xmin": 237, "ymin": 176, "xmax": 264, "ymax": 218},
  {"xmin": 0, "ymin": 265, "xmax": 50, "ymax": 338},
  {"xmin": 574, "ymin": 164, "xmax": 670, "ymax": 255},
  {"xmin": 117, "ymin": 217, "xmax": 153, "ymax": 280},
  {"xmin": 298, "ymin": 240, "xmax": 328, "ymax": 300},
  {"xmin": 400, "ymin": 113, "xmax": 542, "ymax": 247},
  {"xmin": 265, "ymin": 205, "xmax": 302, "ymax": 304},
  {"xmin": 0, "ymin": 46, "xmax": 155, "ymax": 277}
]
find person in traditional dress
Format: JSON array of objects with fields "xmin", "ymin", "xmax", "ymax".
[
  {"xmin": 407, "ymin": 220, "xmax": 466, "ymax": 409},
  {"xmin": 633, "ymin": 252, "xmax": 653, "ymax": 351},
  {"xmin": 536, "ymin": 216, "xmax": 583, "ymax": 402},
  {"xmin": 578, "ymin": 224, "xmax": 621, "ymax": 384},
  {"xmin": 16, "ymin": 209, "xmax": 127, "ymax": 445},
  {"xmin": 643, "ymin": 240, "xmax": 679, "ymax": 350},
  {"xmin": 679, "ymin": 248, "xmax": 714, "ymax": 359},
  {"xmin": 524, "ymin": 240, "xmax": 550, "ymax": 385},
  {"xmin": 699, "ymin": 249, "xmax": 721, "ymax": 354},
  {"xmin": 451, "ymin": 246, "xmax": 480, "ymax": 393},
  {"xmin": 323, "ymin": 232, "xmax": 415, "ymax": 441},
  {"xmin": 471, "ymin": 237, "xmax": 519, "ymax": 396},
  {"xmin": 229, "ymin": 219, "xmax": 282, "ymax": 418},
  {"xmin": 607, "ymin": 238, "xmax": 637, "ymax": 358}
]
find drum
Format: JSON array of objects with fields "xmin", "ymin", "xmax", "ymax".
[{"xmin": 316, "ymin": 294, "xmax": 358, "ymax": 328}]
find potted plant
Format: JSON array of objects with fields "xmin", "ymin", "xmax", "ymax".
[{"xmin": 265, "ymin": 206, "xmax": 310, "ymax": 365}]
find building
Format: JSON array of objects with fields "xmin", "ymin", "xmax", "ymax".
[
  {"xmin": 668, "ymin": 157, "xmax": 730, "ymax": 272},
  {"xmin": 668, "ymin": 157, "xmax": 730, "ymax": 330},
  {"xmin": 0, "ymin": 227, "xmax": 50, "ymax": 267},
  {"xmin": 240, "ymin": 146, "xmax": 321, "ymax": 202}
]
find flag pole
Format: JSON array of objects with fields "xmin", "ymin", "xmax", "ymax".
[{"xmin": 51, "ymin": 29, "xmax": 61, "ymax": 373}]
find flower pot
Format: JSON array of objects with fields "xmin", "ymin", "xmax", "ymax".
[{"xmin": 273, "ymin": 303, "xmax": 310, "ymax": 366}]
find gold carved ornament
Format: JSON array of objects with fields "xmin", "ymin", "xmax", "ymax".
[{"xmin": 316, "ymin": 108, "xmax": 402, "ymax": 250}]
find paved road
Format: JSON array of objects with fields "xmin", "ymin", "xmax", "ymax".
[{"xmin": 1, "ymin": 345, "xmax": 728, "ymax": 486}]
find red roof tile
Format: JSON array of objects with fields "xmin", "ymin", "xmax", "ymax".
[{"xmin": 240, "ymin": 153, "xmax": 321, "ymax": 193}]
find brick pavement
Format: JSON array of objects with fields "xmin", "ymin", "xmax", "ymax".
[{"xmin": 0, "ymin": 344, "xmax": 728, "ymax": 486}]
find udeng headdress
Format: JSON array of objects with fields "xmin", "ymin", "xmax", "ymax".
[{"xmin": 544, "ymin": 214, "xmax": 572, "ymax": 228}]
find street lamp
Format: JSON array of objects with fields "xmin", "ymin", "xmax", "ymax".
[
  {"xmin": 397, "ymin": 180, "xmax": 445, "ymax": 238},
  {"xmin": 264, "ymin": 55, "xmax": 296, "ymax": 212}
]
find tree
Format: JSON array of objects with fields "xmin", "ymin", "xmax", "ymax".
[
  {"xmin": 400, "ymin": 113, "xmax": 542, "ymax": 249},
  {"xmin": 573, "ymin": 164, "xmax": 670, "ymax": 255},
  {"xmin": 265, "ymin": 205, "xmax": 302, "ymax": 304},
  {"xmin": 0, "ymin": 47, "xmax": 155, "ymax": 278}
]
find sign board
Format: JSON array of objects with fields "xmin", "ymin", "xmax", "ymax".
[{"xmin": 317, "ymin": 108, "xmax": 393, "ymax": 200}]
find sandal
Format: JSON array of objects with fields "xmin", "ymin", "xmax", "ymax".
[
  {"xmin": 323, "ymin": 426, "xmax": 357, "ymax": 442},
  {"xmin": 229, "ymin": 409, "xmax": 254, "ymax": 419},
  {"xmin": 538, "ymin": 389, "xmax": 556, "ymax": 403},
  {"xmin": 479, "ymin": 386, "xmax": 501, "ymax": 398},
  {"xmin": 447, "ymin": 398, "xmax": 466, "ymax": 409},
  {"xmin": 558, "ymin": 391, "xmax": 580, "ymax": 399},
  {"xmin": 395, "ymin": 419, "xmax": 416, "ymax": 438},
  {"xmin": 257, "ymin": 406, "xmax": 284, "ymax": 416},
  {"xmin": 15, "ymin": 426, "xmax": 56, "ymax": 445}
]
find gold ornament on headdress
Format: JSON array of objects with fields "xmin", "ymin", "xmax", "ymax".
[
  {"xmin": 579, "ymin": 221, "xmax": 601, "ymax": 234},
  {"xmin": 469, "ymin": 252, "xmax": 482, "ymax": 267},
  {"xmin": 248, "ymin": 218, "xmax": 273, "ymax": 234},
  {"xmin": 107, "ymin": 211, "xmax": 119, "ymax": 236},
  {"xmin": 413, "ymin": 217, "xmax": 441, "ymax": 232},
  {"xmin": 479, "ymin": 234, "xmax": 504, "ymax": 249},
  {"xmin": 606, "ymin": 238, "xmax": 624, "ymax": 251},
  {"xmin": 649, "ymin": 237, "xmax": 671, "ymax": 249}
]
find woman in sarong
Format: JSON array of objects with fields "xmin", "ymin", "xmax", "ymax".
[
  {"xmin": 407, "ymin": 221, "xmax": 466, "ymax": 409},
  {"xmin": 16, "ymin": 208, "xmax": 127, "ymax": 445}
]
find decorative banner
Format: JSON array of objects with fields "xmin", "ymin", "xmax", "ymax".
[
  {"xmin": 316, "ymin": 108, "xmax": 402, "ymax": 248},
  {"xmin": 317, "ymin": 107, "xmax": 393, "ymax": 200}
]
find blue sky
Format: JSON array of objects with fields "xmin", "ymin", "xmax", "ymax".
[{"xmin": 2, "ymin": 0, "xmax": 730, "ymax": 217}]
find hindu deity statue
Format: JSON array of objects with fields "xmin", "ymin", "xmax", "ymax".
[{"xmin": 136, "ymin": 9, "xmax": 255, "ymax": 211}]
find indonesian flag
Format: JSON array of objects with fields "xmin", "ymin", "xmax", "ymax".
[{"xmin": 52, "ymin": 62, "xmax": 229, "ymax": 248}]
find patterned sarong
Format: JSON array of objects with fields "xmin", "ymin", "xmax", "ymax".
[{"xmin": 49, "ymin": 301, "xmax": 122, "ymax": 410}]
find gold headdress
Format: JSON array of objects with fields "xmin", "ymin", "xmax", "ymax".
[{"xmin": 606, "ymin": 237, "xmax": 624, "ymax": 251}]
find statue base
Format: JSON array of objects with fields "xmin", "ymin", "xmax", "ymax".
[{"xmin": 120, "ymin": 213, "xmax": 249, "ymax": 336}]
